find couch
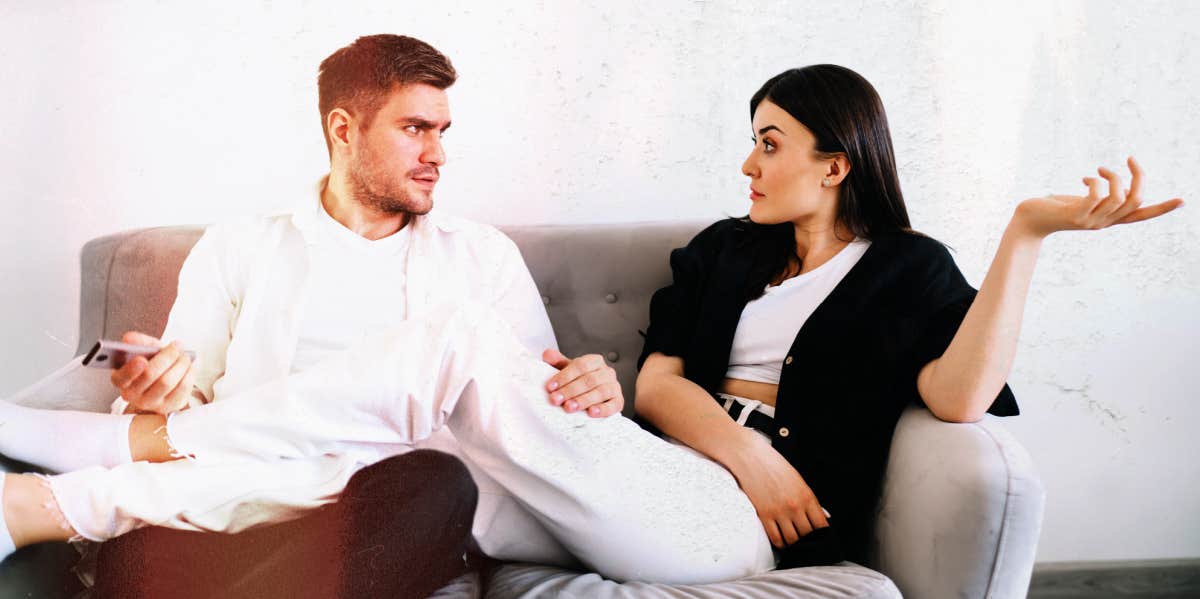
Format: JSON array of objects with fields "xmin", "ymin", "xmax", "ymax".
[{"xmin": 0, "ymin": 222, "xmax": 1045, "ymax": 598}]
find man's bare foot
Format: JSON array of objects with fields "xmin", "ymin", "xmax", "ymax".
[{"xmin": 1, "ymin": 472, "xmax": 78, "ymax": 551}]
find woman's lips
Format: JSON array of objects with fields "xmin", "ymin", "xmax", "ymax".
[{"xmin": 749, "ymin": 187, "xmax": 765, "ymax": 200}]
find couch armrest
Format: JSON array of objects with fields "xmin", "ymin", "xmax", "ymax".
[
  {"xmin": 5, "ymin": 356, "xmax": 115, "ymax": 413},
  {"xmin": 872, "ymin": 406, "xmax": 1045, "ymax": 599}
]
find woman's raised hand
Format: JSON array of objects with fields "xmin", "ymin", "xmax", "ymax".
[
  {"xmin": 729, "ymin": 432, "xmax": 830, "ymax": 548},
  {"xmin": 1012, "ymin": 157, "xmax": 1183, "ymax": 239}
]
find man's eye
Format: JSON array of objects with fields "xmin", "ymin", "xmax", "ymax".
[{"xmin": 404, "ymin": 125, "xmax": 420, "ymax": 134}]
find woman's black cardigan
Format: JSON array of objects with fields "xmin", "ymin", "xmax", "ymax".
[{"xmin": 636, "ymin": 217, "xmax": 1019, "ymax": 568}]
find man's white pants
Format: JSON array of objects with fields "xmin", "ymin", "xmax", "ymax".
[{"xmin": 47, "ymin": 303, "xmax": 775, "ymax": 584}]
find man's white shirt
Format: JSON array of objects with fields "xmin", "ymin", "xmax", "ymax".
[
  {"xmin": 101, "ymin": 185, "xmax": 568, "ymax": 556},
  {"xmin": 112, "ymin": 185, "xmax": 557, "ymax": 413}
]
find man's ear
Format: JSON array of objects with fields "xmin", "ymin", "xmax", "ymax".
[{"xmin": 326, "ymin": 108, "xmax": 353, "ymax": 153}]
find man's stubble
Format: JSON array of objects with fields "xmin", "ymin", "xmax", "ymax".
[{"xmin": 346, "ymin": 140, "xmax": 434, "ymax": 217}]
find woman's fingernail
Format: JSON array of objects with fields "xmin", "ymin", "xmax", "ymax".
[
  {"xmin": 565, "ymin": 401, "xmax": 578, "ymax": 412},
  {"xmin": 550, "ymin": 393, "xmax": 563, "ymax": 405},
  {"xmin": 548, "ymin": 381, "xmax": 558, "ymax": 391}
]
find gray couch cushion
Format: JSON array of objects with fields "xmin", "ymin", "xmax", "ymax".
[
  {"xmin": 483, "ymin": 563, "xmax": 901, "ymax": 599},
  {"xmin": 498, "ymin": 222, "xmax": 703, "ymax": 414},
  {"xmin": 429, "ymin": 571, "xmax": 484, "ymax": 598}
]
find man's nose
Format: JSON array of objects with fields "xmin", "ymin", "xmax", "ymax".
[{"xmin": 422, "ymin": 136, "xmax": 446, "ymax": 166}]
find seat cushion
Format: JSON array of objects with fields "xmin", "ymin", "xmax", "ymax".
[
  {"xmin": 429, "ymin": 571, "xmax": 483, "ymax": 598},
  {"xmin": 483, "ymin": 562, "xmax": 901, "ymax": 599}
]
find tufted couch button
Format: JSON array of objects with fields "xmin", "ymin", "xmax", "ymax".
[
  {"xmin": 541, "ymin": 295, "xmax": 550, "ymax": 306},
  {"xmin": 604, "ymin": 293, "xmax": 618, "ymax": 304},
  {"xmin": 606, "ymin": 351, "xmax": 619, "ymax": 363}
]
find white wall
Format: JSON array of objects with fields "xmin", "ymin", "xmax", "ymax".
[{"xmin": 2, "ymin": 0, "xmax": 1196, "ymax": 564}]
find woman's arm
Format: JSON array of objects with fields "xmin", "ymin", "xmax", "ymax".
[
  {"xmin": 636, "ymin": 353, "xmax": 830, "ymax": 547},
  {"xmin": 635, "ymin": 353, "xmax": 761, "ymax": 467},
  {"xmin": 918, "ymin": 158, "xmax": 1183, "ymax": 422}
]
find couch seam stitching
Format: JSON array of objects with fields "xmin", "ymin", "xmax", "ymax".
[
  {"xmin": 99, "ymin": 236, "xmax": 121, "ymax": 342},
  {"xmin": 972, "ymin": 420, "xmax": 1014, "ymax": 599}
]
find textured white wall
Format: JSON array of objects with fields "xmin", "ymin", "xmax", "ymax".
[{"xmin": 1, "ymin": 0, "xmax": 1196, "ymax": 563}]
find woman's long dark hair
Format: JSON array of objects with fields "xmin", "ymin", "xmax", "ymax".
[{"xmin": 740, "ymin": 65, "xmax": 913, "ymax": 299}]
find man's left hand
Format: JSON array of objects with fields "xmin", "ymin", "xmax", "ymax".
[{"xmin": 542, "ymin": 349, "xmax": 624, "ymax": 418}]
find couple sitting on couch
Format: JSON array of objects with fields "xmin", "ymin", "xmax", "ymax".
[{"xmin": 0, "ymin": 34, "xmax": 1181, "ymax": 599}]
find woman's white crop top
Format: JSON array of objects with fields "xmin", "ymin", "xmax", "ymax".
[{"xmin": 724, "ymin": 239, "xmax": 871, "ymax": 385}]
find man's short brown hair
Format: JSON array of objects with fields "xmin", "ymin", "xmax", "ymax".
[{"xmin": 318, "ymin": 34, "xmax": 457, "ymax": 156}]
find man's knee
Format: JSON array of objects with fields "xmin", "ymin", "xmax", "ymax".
[{"xmin": 344, "ymin": 450, "xmax": 477, "ymax": 510}]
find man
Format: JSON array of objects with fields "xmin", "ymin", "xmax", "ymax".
[
  {"xmin": 2, "ymin": 32, "xmax": 777, "ymax": 590},
  {"xmin": 79, "ymin": 34, "xmax": 624, "ymax": 598}
]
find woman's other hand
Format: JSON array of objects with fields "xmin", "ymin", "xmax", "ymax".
[
  {"xmin": 728, "ymin": 431, "xmax": 830, "ymax": 548},
  {"xmin": 1012, "ymin": 156, "xmax": 1183, "ymax": 239}
]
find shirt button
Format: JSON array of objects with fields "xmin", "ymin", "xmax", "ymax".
[
  {"xmin": 604, "ymin": 293, "xmax": 618, "ymax": 304},
  {"xmin": 784, "ymin": 356, "xmax": 794, "ymax": 365},
  {"xmin": 779, "ymin": 427, "xmax": 790, "ymax": 438}
]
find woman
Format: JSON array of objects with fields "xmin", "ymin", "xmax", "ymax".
[
  {"xmin": 635, "ymin": 64, "xmax": 1177, "ymax": 566},
  {"xmin": 0, "ymin": 65, "xmax": 1182, "ymax": 584}
]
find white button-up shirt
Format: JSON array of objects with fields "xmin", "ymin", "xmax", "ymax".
[
  {"xmin": 103, "ymin": 186, "xmax": 564, "ymax": 547},
  {"xmin": 113, "ymin": 189, "xmax": 557, "ymax": 412}
]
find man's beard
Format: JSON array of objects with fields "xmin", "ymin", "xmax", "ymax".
[{"xmin": 346, "ymin": 149, "xmax": 434, "ymax": 216}]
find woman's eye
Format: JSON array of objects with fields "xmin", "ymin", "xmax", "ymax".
[{"xmin": 751, "ymin": 137, "xmax": 775, "ymax": 153}]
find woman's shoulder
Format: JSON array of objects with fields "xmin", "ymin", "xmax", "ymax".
[
  {"xmin": 671, "ymin": 217, "xmax": 750, "ymax": 266},
  {"xmin": 862, "ymin": 229, "xmax": 969, "ymax": 301},
  {"xmin": 685, "ymin": 216, "xmax": 793, "ymax": 254},
  {"xmin": 873, "ymin": 228, "xmax": 948, "ymax": 251},
  {"xmin": 871, "ymin": 229, "xmax": 957, "ymax": 268},
  {"xmin": 871, "ymin": 229, "xmax": 973, "ymax": 305},
  {"xmin": 688, "ymin": 216, "xmax": 749, "ymax": 246}
]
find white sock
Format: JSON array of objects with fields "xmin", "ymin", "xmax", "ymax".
[
  {"xmin": 0, "ymin": 473, "xmax": 16, "ymax": 560},
  {"xmin": 0, "ymin": 401, "xmax": 134, "ymax": 473}
]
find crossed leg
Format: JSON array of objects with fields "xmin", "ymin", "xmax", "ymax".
[
  {"xmin": 4, "ymin": 302, "xmax": 774, "ymax": 584},
  {"xmin": 90, "ymin": 450, "xmax": 477, "ymax": 599}
]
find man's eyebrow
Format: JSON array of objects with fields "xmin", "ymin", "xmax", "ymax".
[
  {"xmin": 756, "ymin": 125, "xmax": 785, "ymax": 136},
  {"xmin": 400, "ymin": 118, "xmax": 452, "ymax": 131}
]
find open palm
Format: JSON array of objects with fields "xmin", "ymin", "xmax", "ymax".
[{"xmin": 1015, "ymin": 157, "xmax": 1184, "ymax": 238}]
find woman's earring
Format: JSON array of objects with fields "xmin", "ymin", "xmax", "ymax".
[{"xmin": 821, "ymin": 178, "xmax": 832, "ymax": 187}]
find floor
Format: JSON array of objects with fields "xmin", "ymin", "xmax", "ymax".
[{"xmin": 1027, "ymin": 560, "xmax": 1200, "ymax": 599}]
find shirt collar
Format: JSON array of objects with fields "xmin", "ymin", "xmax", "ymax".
[{"xmin": 291, "ymin": 174, "xmax": 463, "ymax": 244}]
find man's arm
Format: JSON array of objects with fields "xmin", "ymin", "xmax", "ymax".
[
  {"xmin": 111, "ymin": 226, "xmax": 241, "ymax": 414},
  {"xmin": 487, "ymin": 233, "xmax": 558, "ymax": 355},
  {"xmin": 486, "ymin": 232, "xmax": 624, "ymax": 418}
]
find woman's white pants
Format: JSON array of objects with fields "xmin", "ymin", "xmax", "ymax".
[{"xmin": 47, "ymin": 302, "xmax": 774, "ymax": 584}]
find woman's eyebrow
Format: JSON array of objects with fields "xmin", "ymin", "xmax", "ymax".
[{"xmin": 757, "ymin": 125, "xmax": 785, "ymax": 136}]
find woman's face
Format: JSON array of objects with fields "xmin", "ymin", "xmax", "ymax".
[{"xmin": 741, "ymin": 100, "xmax": 838, "ymax": 226}]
